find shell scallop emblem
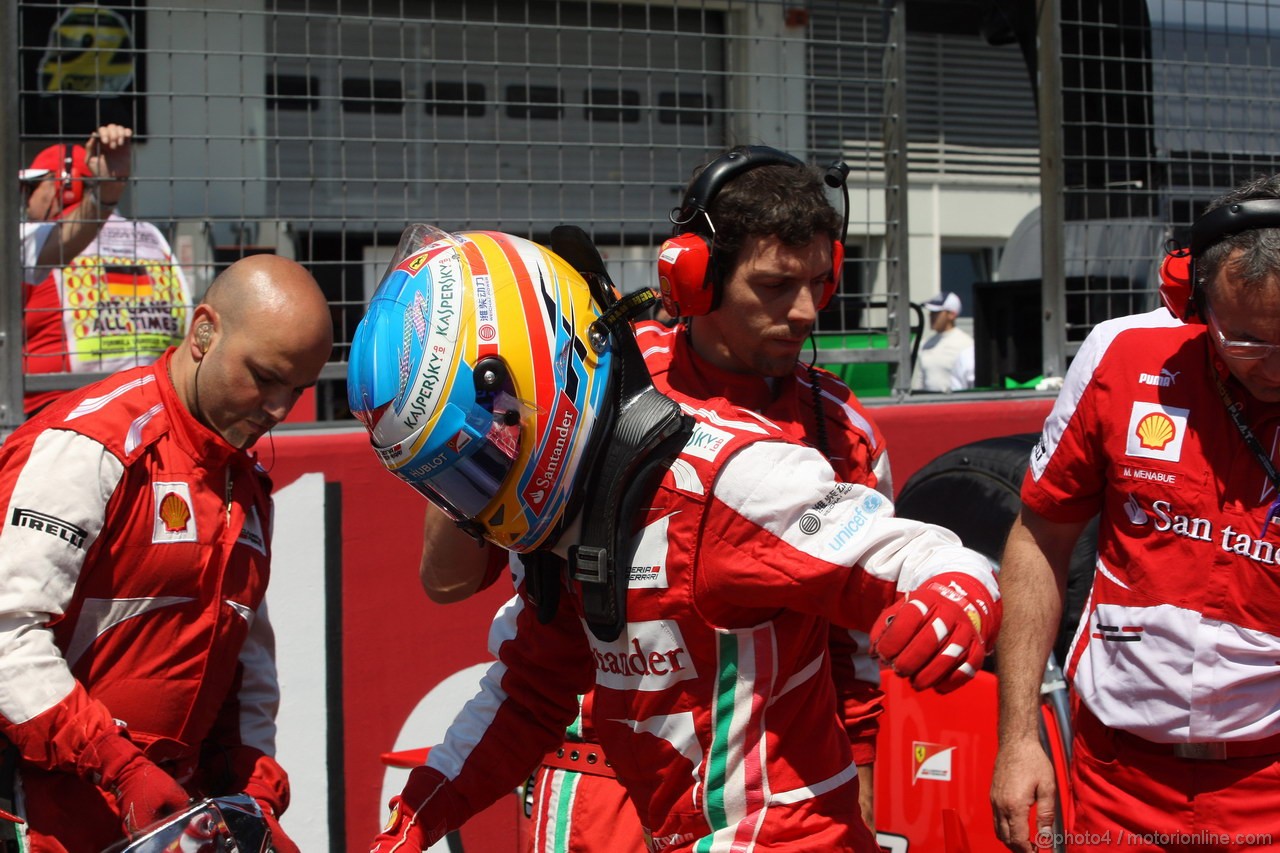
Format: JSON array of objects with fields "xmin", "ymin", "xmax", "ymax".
[
  {"xmin": 1135, "ymin": 412, "xmax": 1176, "ymax": 450},
  {"xmin": 159, "ymin": 491, "xmax": 192, "ymax": 532}
]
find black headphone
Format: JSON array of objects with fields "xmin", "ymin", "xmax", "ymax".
[
  {"xmin": 657, "ymin": 145, "xmax": 849, "ymax": 317},
  {"xmin": 1190, "ymin": 198, "xmax": 1280, "ymax": 257},
  {"xmin": 1160, "ymin": 199, "xmax": 1280, "ymax": 321}
]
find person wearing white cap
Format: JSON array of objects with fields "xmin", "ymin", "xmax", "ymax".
[{"xmin": 911, "ymin": 290, "xmax": 975, "ymax": 392}]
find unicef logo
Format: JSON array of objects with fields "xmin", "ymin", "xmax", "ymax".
[{"xmin": 799, "ymin": 513, "xmax": 821, "ymax": 535}]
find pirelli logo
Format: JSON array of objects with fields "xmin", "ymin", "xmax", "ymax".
[{"xmin": 11, "ymin": 508, "xmax": 87, "ymax": 550}]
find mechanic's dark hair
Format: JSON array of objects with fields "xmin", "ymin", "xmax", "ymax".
[
  {"xmin": 696, "ymin": 149, "xmax": 842, "ymax": 282},
  {"xmin": 1197, "ymin": 173, "xmax": 1280, "ymax": 299}
]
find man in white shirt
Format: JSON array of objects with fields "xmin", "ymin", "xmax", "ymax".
[{"xmin": 911, "ymin": 291, "xmax": 975, "ymax": 392}]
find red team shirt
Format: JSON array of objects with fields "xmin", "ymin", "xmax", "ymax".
[
  {"xmin": 635, "ymin": 320, "xmax": 891, "ymax": 761},
  {"xmin": 520, "ymin": 322, "xmax": 893, "ymax": 852},
  {"xmin": 1024, "ymin": 308, "xmax": 1280, "ymax": 743},
  {"xmin": 0, "ymin": 353, "xmax": 281, "ymax": 851}
]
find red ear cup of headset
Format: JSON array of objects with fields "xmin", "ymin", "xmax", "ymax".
[
  {"xmin": 1158, "ymin": 251, "xmax": 1194, "ymax": 322},
  {"xmin": 658, "ymin": 233, "xmax": 844, "ymax": 317},
  {"xmin": 821, "ymin": 239, "xmax": 844, "ymax": 311},
  {"xmin": 658, "ymin": 233, "xmax": 715, "ymax": 317},
  {"xmin": 660, "ymin": 146, "xmax": 849, "ymax": 318}
]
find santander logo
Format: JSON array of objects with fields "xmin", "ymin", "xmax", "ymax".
[
  {"xmin": 588, "ymin": 620, "xmax": 698, "ymax": 691},
  {"xmin": 522, "ymin": 391, "xmax": 579, "ymax": 514}
]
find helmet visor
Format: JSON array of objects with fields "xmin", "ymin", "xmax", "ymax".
[
  {"xmin": 410, "ymin": 412, "xmax": 519, "ymax": 522},
  {"xmin": 403, "ymin": 383, "xmax": 522, "ymax": 525}
]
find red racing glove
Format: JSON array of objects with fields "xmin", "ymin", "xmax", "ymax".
[
  {"xmin": 238, "ymin": 750, "xmax": 299, "ymax": 853},
  {"xmin": 260, "ymin": 809, "xmax": 300, "ymax": 853},
  {"xmin": 870, "ymin": 571, "xmax": 1001, "ymax": 694},
  {"xmin": 370, "ymin": 765, "xmax": 457, "ymax": 853},
  {"xmin": 76, "ymin": 730, "xmax": 191, "ymax": 836}
]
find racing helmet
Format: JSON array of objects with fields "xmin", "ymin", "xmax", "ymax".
[
  {"xmin": 347, "ymin": 225, "xmax": 614, "ymax": 552},
  {"xmin": 103, "ymin": 794, "xmax": 272, "ymax": 852}
]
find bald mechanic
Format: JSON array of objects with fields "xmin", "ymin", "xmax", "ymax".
[{"xmin": 0, "ymin": 255, "xmax": 332, "ymax": 852}]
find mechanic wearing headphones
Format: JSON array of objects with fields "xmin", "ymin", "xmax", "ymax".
[
  {"xmin": 352, "ymin": 225, "xmax": 1000, "ymax": 852},
  {"xmin": 410, "ymin": 148, "xmax": 918, "ymax": 851},
  {"xmin": 19, "ymin": 124, "xmax": 192, "ymax": 417},
  {"xmin": 991, "ymin": 174, "xmax": 1280, "ymax": 851}
]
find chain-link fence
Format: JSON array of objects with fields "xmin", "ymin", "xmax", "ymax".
[
  {"xmin": 8, "ymin": 0, "xmax": 1278, "ymax": 431},
  {"xmin": 6, "ymin": 0, "xmax": 923, "ymax": 429},
  {"xmin": 1023, "ymin": 0, "xmax": 1280, "ymax": 370}
]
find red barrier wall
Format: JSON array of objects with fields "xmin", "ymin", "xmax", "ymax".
[
  {"xmin": 267, "ymin": 394, "xmax": 1053, "ymax": 850},
  {"xmin": 868, "ymin": 396, "xmax": 1053, "ymax": 497},
  {"xmin": 269, "ymin": 429, "xmax": 517, "ymax": 850}
]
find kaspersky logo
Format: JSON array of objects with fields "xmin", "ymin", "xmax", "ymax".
[{"xmin": 523, "ymin": 391, "xmax": 578, "ymax": 514}]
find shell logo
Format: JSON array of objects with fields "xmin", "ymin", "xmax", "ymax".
[
  {"xmin": 159, "ymin": 491, "xmax": 192, "ymax": 532},
  {"xmin": 658, "ymin": 274, "xmax": 674, "ymax": 303},
  {"xmin": 1135, "ymin": 412, "xmax": 1176, "ymax": 450}
]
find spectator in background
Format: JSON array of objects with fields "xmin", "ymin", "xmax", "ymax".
[
  {"xmin": 19, "ymin": 124, "xmax": 191, "ymax": 417},
  {"xmin": 911, "ymin": 291, "xmax": 975, "ymax": 392},
  {"xmin": 0, "ymin": 254, "xmax": 332, "ymax": 852}
]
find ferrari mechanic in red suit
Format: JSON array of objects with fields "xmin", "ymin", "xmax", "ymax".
[{"xmin": 0, "ymin": 255, "xmax": 331, "ymax": 852}]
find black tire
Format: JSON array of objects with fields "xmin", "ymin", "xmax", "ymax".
[{"xmin": 894, "ymin": 434, "xmax": 1096, "ymax": 665}]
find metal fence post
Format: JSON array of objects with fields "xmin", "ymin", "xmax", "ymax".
[
  {"xmin": 882, "ymin": 0, "xmax": 912, "ymax": 394},
  {"xmin": 1037, "ymin": 0, "xmax": 1067, "ymax": 380},
  {"xmin": 1, "ymin": 0, "xmax": 24, "ymax": 437}
]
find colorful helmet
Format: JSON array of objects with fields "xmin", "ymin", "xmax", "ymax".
[{"xmin": 347, "ymin": 225, "xmax": 614, "ymax": 552}]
